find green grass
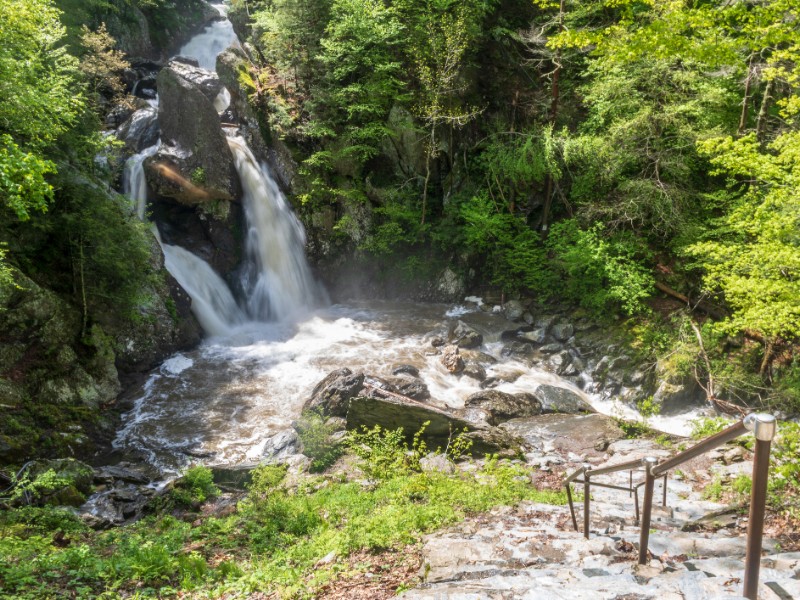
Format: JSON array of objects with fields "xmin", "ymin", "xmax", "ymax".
[{"xmin": 0, "ymin": 456, "xmax": 565, "ymax": 599}]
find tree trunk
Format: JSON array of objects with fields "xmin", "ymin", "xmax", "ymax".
[
  {"xmin": 756, "ymin": 78, "xmax": 774, "ymax": 143},
  {"xmin": 421, "ymin": 125, "xmax": 435, "ymax": 226},
  {"xmin": 737, "ymin": 55, "xmax": 755, "ymax": 136}
]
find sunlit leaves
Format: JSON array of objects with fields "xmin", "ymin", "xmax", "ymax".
[{"xmin": 688, "ymin": 132, "xmax": 800, "ymax": 341}]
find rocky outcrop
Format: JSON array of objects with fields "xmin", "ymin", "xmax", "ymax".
[
  {"xmin": 0, "ymin": 271, "xmax": 121, "ymax": 460},
  {"xmin": 440, "ymin": 345, "xmax": 465, "ymax": 374},
  {"xmin": 463, "ymin": 390, "xmax": 543, "ymax": 425},
  {"xmin": 217, "ymin": 47, "xmax": 297, "ymax": 192},
  {"xmin": 107, "ymin": 236, "xmax": 202, "ymax": 374},
  {"xmin": 145, "ymin": 60, "xmax": 240, "ymax": 205}
]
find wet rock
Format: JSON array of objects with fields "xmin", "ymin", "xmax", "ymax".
[
  {"xmin": 519, "ymin": 328, "xmax": 547, "ymax": 345},
  {"xmin": 464, "ymin": 390, "xmax": 543, "ymax": 426},
  {"xmin": 80, "ymin": 483, "xmax": 156, "ymax": 529},
  {"xmin": 539, "ymin": 343, "xmax": 564, "ymax": 355},
  {"xmin": 450, "ymin": 320, "xmax": 483, "ymax": 349},
  {"xmin": 459, "ymin": 349, "xmax": 498, "ymax": 365},
  {"xmin": 440, "ymin": 345, "xmax": 465, "ymax": 374},
  {"xmin": 551, "ymin": 322, "xmax": 574, "ymax": 342},
  {"xmin": 166, "ymin": 60, "xmax": 224, "ymax": 102},
  {"xmin": 304, "ymin": 368, "xmax": 366, "ymax": 417},
  {"xmin": 502, "ymin": 300, "xmax": 526, "ymax": 322},
  {"xmin": 117, "ymin": 106, "xmax": 159, "ymax": 152},
  {"xmin": 501, "ymin": 341, "xmax": 536, "ymax": 361},
  {"xmin": 94, "ymin": 465, "xmax": 151, "ymax": 485},
  {"xmin": 389, "ymin": 376, "xmax": 431, "ymax": 401},
  {"xmin": 462, "ymin": 362, "xmax": 487, "ymax": 382},
  {"xmin": 146, "ymin": 60, "xmax": 240, "ymax": 204},
  {"xmin": 106, "ymin": 103, "xmax": 135, "ymax": 128},
  {"xmin": 533, "ymin": 383, "xmax": 596, "ymax": 414},
  {"xmin": 534, "ymin": 314, "xmax": 559, "ymax": 331},
  {"xmin": 392, "ymin": 364, "xmax": 420, "ymax": 377}
]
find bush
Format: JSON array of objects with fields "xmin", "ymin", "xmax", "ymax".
[
  {"xmin": 294, "ymin": 412, "xmax": 344, "ymax": 472},
  {"xmin": 172, "ymin": 466, "xmax": 219, "ymax": 507}
]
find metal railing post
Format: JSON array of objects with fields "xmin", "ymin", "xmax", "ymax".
[
  {"xmin": 584, "ymin": 467, "xmax": 591, "ymax": 539},
  {"xmin": 743, "ymin": 413, "xmax": 777, "ymax": 600},
  {"xmin": 638, "ymin": 457, "xmax": 658, "ymax": 565}
]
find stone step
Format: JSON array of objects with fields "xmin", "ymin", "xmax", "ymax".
[{"xmin": 401, "ymin": 502, "xmax": 798, "ymax": 600}]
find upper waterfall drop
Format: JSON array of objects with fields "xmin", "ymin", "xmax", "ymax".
[
  {"xmin": 177, "ymin": 3, "xmax": 238, "ymax": 70},
  {"xmin": 228, "ymin": 135, "xmax": 326, "ymax": 322}
]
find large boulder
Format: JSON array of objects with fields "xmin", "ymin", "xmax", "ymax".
[
  {"xmin": 145, "ymin": 60, "xmax": 240, "ymax": 204},
  {"xmin": 346, "ymin": 395, "xmax": 519, "ymax": 457},
  {"xmin": 533, "ymin": 383, "xmax": 596, "ymax": 414},
  {"xmin": 303, "ymin": 368, "xmax": 365, "ymax": 417},
  {"xmin": 463, "ymin": 390, "xmax": 543, "ymax": 425}
]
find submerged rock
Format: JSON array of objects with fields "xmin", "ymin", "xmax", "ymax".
[{"xmin": 450, "ymin": 320, "xmax": 483, "ymax": 349}]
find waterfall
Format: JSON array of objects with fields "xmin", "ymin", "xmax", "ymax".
[
  {"xmin": 228, "ymin": 136, "xmax": 325, "ymax": 322},
  {"xmin": 123, "ymin": 144, "xmax": 158, "ymax": 219},
  {"xmin": 178, "ymin": 4, "xmax": 238, "ymax": 71},
  {"xmin": 119, "ymin": 1, "xmax": 324, "ymax": 335},
  {"xmin": 161, "ymin": 243, "xmax": 245, "ymax": 336},
  {"xmin": 123, "ymin": 139, "xmax": 246, "ymax": 336}
]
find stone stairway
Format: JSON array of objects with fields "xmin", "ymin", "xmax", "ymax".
[
  {"xmin": 400, "ymin": 416, "xmax": 799, "ymax": 599},
  {"xmin": 400, "ymin": 500, "xmax": 800, "ymax": 599}
]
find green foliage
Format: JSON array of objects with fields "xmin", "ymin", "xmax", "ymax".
[
  {"xmin": 0, "ymin": 0, "xmax": 83, "ymax": 149},
  {"xmin": 294, "ymin": 412, "xmax": 345, "ymax": 472},
  {"xmin": 457, "ymin": 193, "xmax": 555, "ymax": 296},
  {"xmin": 172, "ymin": 466, "xmax": 219, "ymax": 507},
  {"xmin": 687, "ymin": 132, "xmax": 800, "ymax": 344},
  {"xmin": 0, "ymin": 136, "xmax": 55, "ymax": 222},
  {"xmin": 0, "ymin": 448, "xmax": 565, "ymax": 598},
  {"xmin": 769, "ymin": 421, "xmax": 800, "ymax": 515},
  {"xmin": 346, "ymin": 422, "xmax": 430, "ymax": 480},
  {"xmin": 689, "ymin": 417, "xmax": 730, "ymax": 440},
  {"xmin": 547, "ymin": 220, "xmax": 654, "ymax": 315}
]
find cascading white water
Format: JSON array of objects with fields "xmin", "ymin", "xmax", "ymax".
[
  {"xmin": 178, "ymin": 3, "xmax": 238, "ymax": 70},
  {"xmin": 123, "ymin": 136, "xmax": 247, "ymax": 336},
  {"xmin": 161, "ymin": 244, "xmax": 245, "ymax": 336},
  {"xmin": 228, "ymin": 136, "xmax": 325, "ymax": 322},
  {"xmin": 123, "ymin": 143, "xmax": 158, "ymax": 219}
]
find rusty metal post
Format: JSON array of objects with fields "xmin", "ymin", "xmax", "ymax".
[
  {"xmin": 638, "ymin": 457, "xmax": 658, "ymax": 565},
  {"xmin": 584, "ymin": 469, "xmax": 591, "ymax": 539},
  {"xmin": 743, "ymin": 413, "xmax": 777, "ymax": 600}
]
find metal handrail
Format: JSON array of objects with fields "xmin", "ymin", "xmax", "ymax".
[{"xmin": 562, "ymin": 413, "xmax": 777, "ymax": 600}]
